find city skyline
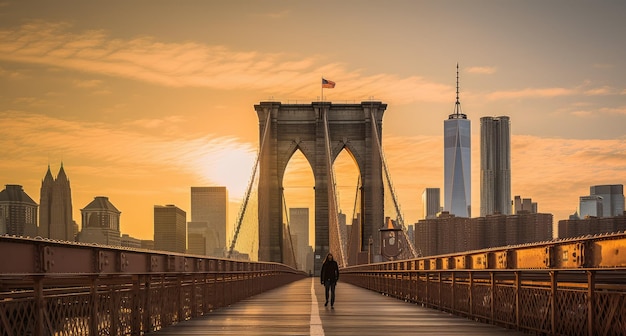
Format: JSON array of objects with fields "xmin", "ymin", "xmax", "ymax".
[{"xmin": 1, "ymin": 2, "xmax": 626, "ymax": 240}]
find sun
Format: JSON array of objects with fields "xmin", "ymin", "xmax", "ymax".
[{"xmin": 194, "ymin": 143, "xmax": 257, "ymax": 199}]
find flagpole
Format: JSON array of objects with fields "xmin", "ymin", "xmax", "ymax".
[{"xmin": 321, "ymin": 76, "xmax": 324, "ymax": 102}]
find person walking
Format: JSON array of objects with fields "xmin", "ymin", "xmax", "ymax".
[{"xmin": 320, "ymin": 253, "xmax": 339, "ymax": 308}]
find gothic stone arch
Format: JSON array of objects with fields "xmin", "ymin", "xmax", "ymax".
[{"xmin": 255, "ymin": 101, "xmax": 386, "ymax": 272}]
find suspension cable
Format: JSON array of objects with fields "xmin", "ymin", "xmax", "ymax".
[
  {"xmin": 368, "ymin": 104, "xmax": 421, "ymax": 258},
  {"xmin": 281, "ymin": 189, "xmax": 299, "ymax": 269},
  {"xmin": 322, "ymin": 105, "xmax": 347, "ymax": 267},
  {"xmin": 227, "ymin": 109, "xmax": 272, "ymax": 258}
]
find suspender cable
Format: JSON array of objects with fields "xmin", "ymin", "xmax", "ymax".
[
  {"xmin": 322, "ymin": 105, "xmax": 347, "ymax": 267},
  {"xmin": 368, "ymin": 106, "xmax": 421, "ymax": 258},
  {"xmin": 227, "ymin": 110, "xmax": 272, "ymax": 258},
  {"xmin": 281, "ymin": 189, "xmax": 299, "ymax": 269}
]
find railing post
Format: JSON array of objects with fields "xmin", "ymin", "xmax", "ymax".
[
  {"xmin": 468, "ymin": 271, "xmax": 473, "ymax": 316},
  {"xmin": 110, "ymin": 282, "xmax": 119, "ymax": 336},
  {"xmin": 587, "ymin": 271, "xmax": 595, "ymax": 336},
  {"xmin": 414, "ymin": 271, "xmax": 419, "ymax": 303},
  {"xmin": 178, "ymin": 276, "xmax": 184, "ymax": 322},
  {"xmin": 89, "ymin": 276, "xmax": 98, "ymax": 336},
  {"xmin": 143, "ymin": 275, "xmax": 152, "ymax": 333},
  {"xmin": 132, "ymin": 275, "xmax": 141, "ymax": 335},
  {"xmin": 34, "ymin": 276, "xmax": 44, "ymax": 336},
  {"xmin": 515, "ymin": 271, "xmax": 520, "ymax": 331},
  {"xmin": 425, "ymin": 272, "xmax": 430, "ymax": 307},
  {"xmin": 203, "ymin": 273, "xmax": 210, "ymax": 314},
  {"xmin": 550, "ymin": 271, "xmax": 557, "ymax": 335},
  {"xmin": 191, "ymin": 274, "xmax": 198, "ymax": 318},
  {"xmin": 437, "ymin": 272, "xmax": 442, "ymax": 309},
  {"xmin": 161, "ymin": 274, "xmax": 168, "ymax": 327},
  {"xmin": 490, "ymin": 272, "xmax": 495, "ymax": 324},
  {"xmin": 451, "ymin": 271, "xmax": 455, "ymax": 313}
]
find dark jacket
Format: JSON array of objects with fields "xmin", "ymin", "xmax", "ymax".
[{"xmin": 320, "ymin": 260, "xmax": 339, "ymax": 284}]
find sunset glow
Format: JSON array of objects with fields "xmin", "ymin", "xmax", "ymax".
[{"xmin": 1, "ymin": 1, "xmax": 625, "ymax": 241}]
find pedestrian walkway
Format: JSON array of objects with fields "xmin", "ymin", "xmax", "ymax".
[{"xmin": 154, "ymin": 277, "xmax": 526, "ymax": 335}]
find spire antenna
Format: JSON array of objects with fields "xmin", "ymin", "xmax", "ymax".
[
  {"xmin": 456, "ymin": 63, "xmax": 460, "ymax": 104},
  {"xmin": 453, "ymin": 63, "xmax": 463, "ymax": 116}
]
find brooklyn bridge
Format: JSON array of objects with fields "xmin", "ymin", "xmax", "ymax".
[{"xmin": 1, "ymin": 101, "xmax": 625, "ymax": 335}]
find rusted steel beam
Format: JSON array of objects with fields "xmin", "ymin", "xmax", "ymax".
[{"xmin": 0, "ymin": 236, "xmax": 304, "ymax": 277}]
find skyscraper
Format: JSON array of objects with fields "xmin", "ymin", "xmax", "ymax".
[
  {"xmin": 289, "ymin": 207, "xmax": 309, "ymax": 271},
  {"xmin": 513, "ymin": 195, "xmax": 538, "ymax": 214},
  {"xmin": 444, "ymin": 64, "xmax": 471, "ymax": 218},
  {"xmin": 190, "ymin": 186, "xmax": 228, "ymax": 257},
  {"xmin": 78, "ymin": 196, "xmax": 122, "ymax": 246},
  {"xmin": 0, "ymin": 185, "xmax": 38, "ymax": 236},
  {"xmin": 422, "ymin": 188, "xmax": 441, "ymax": 219},
  {"xmin": 480, "ymin": 116, "xmax": 511, "ymax": 217},
  {"xmin": 39, "ymin": 164, "xmax": 76, "ymax": 241},
  {"xmin": 154, "ymin": 205, "xmax": 186, "ymax": 253},
  {"xmin": 187, "ymin": 221, "xmax": 218, "ymax": 256},
  {"xmin": 579, "ymin": 195, "xmax": 603, "ymax": 218},
  {"xmin": 590, "ymin": 184, "xmax": 624, "ymax": 217}
]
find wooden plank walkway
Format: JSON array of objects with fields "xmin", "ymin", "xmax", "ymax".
[{"xmin": 153, "ymin": 277, "xmax": 526, "ymax": 335}]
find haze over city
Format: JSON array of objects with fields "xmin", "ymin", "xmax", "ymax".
[{"xmin": 1, "ymin": 1, "xmax": 625, "ymax": 241}]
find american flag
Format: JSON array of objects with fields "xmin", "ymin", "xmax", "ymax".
[{"xmin": 322, "ymin": 78, "xmax": 336, "ymax": 88}]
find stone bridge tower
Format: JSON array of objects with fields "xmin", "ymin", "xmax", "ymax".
[{"xmin": 255, "ymin": 101, "xmax": 386, "ymax": 273}]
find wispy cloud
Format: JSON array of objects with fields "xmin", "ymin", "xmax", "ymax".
[
  {"xmin": 593, "ymin": 63, "xmax": 614, "ymax": 69},
  {"xmin": 486, "ymin": 87, "xmax": 576, "ymax": 100},
  {"xmin": 0, "ymin": 21, "xmax": 450, "ymax": 104},
  {"xmin": 2, "ymin": 110, "xmax": 626, "ymax": 233},
  {"xmin": 73, "ymin": 79, "xmax": 102, "ymax": 88},
  {"xmin": 466, "ymin": 66, "xmax": 496, "ymax": 75},
  {"xmin": 599, "ymin": 106, "xmax": 626, "ymax": 115},
  {"xmin": 0, "ymin": 110, "xmax": 257, "ymax": 197},
  {"xmin": 567, "ymin": 105, "xmax": 626, "ymax": 117},
  {"xmin": 255, "ymin": 9, "xmax": 290, "ymax": 19},
  {"xmin": 584, "ymin": 86, "xmax": 615, "ymax": 96},
  {"xmin": 510, "ymin": 135, "xmax": 626, "ymax": 217},
  {"xmin": 0, "ymin": 66, "xmax": 25, "ymax": 79}
]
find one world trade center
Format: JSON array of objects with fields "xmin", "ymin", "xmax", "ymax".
[{"xmin": 444, "ymin": 64, "xmax": 471, "ymax": 218}]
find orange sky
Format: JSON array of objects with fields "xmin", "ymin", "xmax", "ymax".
[{"xmin": 1, "ymin": 1, "xmax": 625, "ymax": 243}]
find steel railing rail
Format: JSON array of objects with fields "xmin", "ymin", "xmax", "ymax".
[
  {"xmin": 0, "ymin": 236, "xmax": 307, "ymax": 336},
  {"xmin": 340, "ymin": 232, "xmax": 626, "ymax": 336}
]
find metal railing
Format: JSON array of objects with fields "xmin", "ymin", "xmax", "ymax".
[
  {"xmin": 0, "ymin": 236, "xmax": 307, "ymax": 336},
  {"xmin": 341, "ymin": 232, "xmax": 626, "ymax": 336}
]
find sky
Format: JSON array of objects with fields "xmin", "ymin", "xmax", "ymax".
[{"xmin": 1, "ymin": 1, "xmax": 625, "ymax": 243}]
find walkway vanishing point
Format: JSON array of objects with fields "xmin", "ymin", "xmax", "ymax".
[{"xmin": 154, "ymin": 277, "xmax": 525, "ymax": 336}]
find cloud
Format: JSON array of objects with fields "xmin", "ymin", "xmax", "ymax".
[
  {"xmin": 0, "ymin": 66, "xmax": 26, "ymax": 79},
  {"xmin": 0, "ymin": 21, "xmax": 451, "ymax": 105},
  {"xmin": 466, "ymin": 66, "xmax": 496, "ymax": 75},
  {"xmin": 73, "ymin": 79, "xmax": 102, "ymax": 88},
  {"xmin": 0, "ymin": 110, "xmax": 257, "ymax": 198},
  {"xmin": 568, "ymin": 106, "xmax": 626, "ymax": 117},
  {"xmin": 621, "ymin": 89, "xmax": 626, "ymax": 95},
  {"xmin": 2, "ymin": 110, "xmax": 626, "ymax": 237},
  {"xmin": 255, "ymin": 9, "xmax": 290, "ymax": 19},
  {"xmin": 12, "ymin": 96, "xmax": 51, "ymax": 107},
  {"xmin": 593, "ymin": 63, "xmax": 614, "ymax": 69},
  {"xmin": 600, "ymin": 106, "xmax": 626, "ymax": 115},
  {"xmin": 486, "ymin": 87, "xmax": 576, "ymax": 100},
  {"xmin": 571, "ymin": 110, "xmax": 593, "ymax": 117},
  {"xmin": 584, "ymin": 86, "xmax": 615, "ymax": 96}
]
